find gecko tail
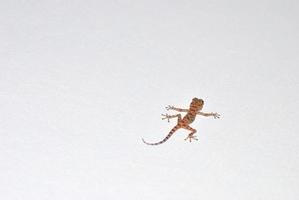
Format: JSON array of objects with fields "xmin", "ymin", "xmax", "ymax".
[{"xmin": 142, "ymin": 125, "xmax": 180, "ymax": 146}]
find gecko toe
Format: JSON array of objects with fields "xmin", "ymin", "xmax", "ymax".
[{"xmin": 184, "ymin": 135, "xmax": 198, "ymax": 142}]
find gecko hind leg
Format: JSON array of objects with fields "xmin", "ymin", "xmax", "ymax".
[
  {"xmin": 183, "ymin": 126, "xmax": 198, "ymax": 142},
  {"xmin": 161, "ymin": 114, "xmax": 181, "ymax": 123}
]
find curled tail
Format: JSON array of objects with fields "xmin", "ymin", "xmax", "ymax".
[{"xmin": 142, "ymin": 125, "xmax": 180, "ymax": 146}]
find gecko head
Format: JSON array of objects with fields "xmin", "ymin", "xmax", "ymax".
[{"xmin": 191, "ymin": 98, "xmax": 204, "ymax": 110}]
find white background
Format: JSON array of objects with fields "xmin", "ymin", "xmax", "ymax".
[{"xmin": 1, "ymin": 0, "xmax": 298, "ymax": 199}]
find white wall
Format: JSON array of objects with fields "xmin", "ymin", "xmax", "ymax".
[{"xmin": 1, "ymin": 0, "xmax": 298, "ymax": 199}]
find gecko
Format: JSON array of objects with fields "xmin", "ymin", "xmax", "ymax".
[{"xmin": 142, "ymin": 98, "xmax": 220, "ymax": 145}]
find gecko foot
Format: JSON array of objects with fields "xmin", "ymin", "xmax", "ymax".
[
  {"xmin": 161, "ymin": 113, "xmax": 171, "ymax": 122},
  {"xmin": 212, "ymin": 112, "xmax": 221, "ymax": 119},
  {"xmin": 184, "ymin": 134, "xmax": 198, "ymax": 142},
  {"xmin": 165, "ymin": 105, "xmax": 175, "ymax": 111}
]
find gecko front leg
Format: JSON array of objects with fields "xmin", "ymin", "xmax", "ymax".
[
  {"xmin": 166, "ymin": 105, "xmax": 189, "ymax": 112},
  {"xmin": 197, "ymin": 112, "xmax": 220, "ymax": 119},
  {"xmin": 161, "ymin": 113, "xmax": 182, "ymax": 123}
]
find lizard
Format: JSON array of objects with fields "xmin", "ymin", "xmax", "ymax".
[{"xmin": 142, "ymin": 98, "xmax": 220, "ymax": 145}]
